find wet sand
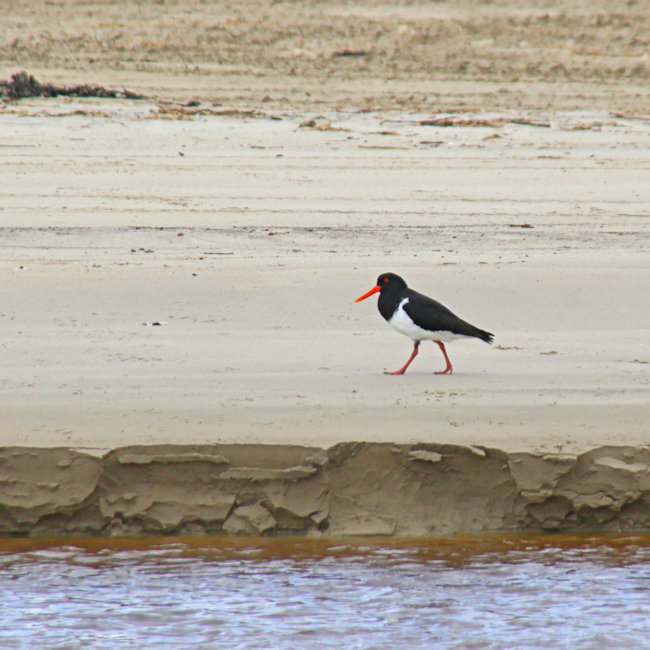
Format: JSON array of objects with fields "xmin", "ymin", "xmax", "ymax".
[{"xmin": 1, "ymin": 0, "xmax": 649, "ymax": 535}]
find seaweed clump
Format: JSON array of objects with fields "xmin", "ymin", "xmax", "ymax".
[{"xmin": 0, "ymin": 70, "xmax": 145, "ymax": 101}]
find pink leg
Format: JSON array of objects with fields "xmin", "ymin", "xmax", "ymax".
[
  {"xmin": 385, "ymin": 342, "xmax": 419, "ymax": 375},
  {"xmin": 434, "ymin": 341, "xmax": 453, "ymax": 375}
]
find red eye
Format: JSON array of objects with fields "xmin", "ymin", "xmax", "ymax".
[{"xmin": 383, "ymin": 277, "xmax": 388, "ymax": 282}]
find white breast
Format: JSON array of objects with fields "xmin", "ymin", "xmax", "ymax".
[{"xmin": 388, "ymin": 297, "xmax": 466, "ymax": 343}]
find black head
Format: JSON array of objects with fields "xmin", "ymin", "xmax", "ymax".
[
  {"xmin": 355, "ymin": 272, "xmax": 408, "ymax": 303},
  {"xmin": 375, "ymin": 273, "xmax": 407, "ymax": 292}
]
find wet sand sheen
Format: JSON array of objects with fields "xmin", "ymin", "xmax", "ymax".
[{"xmin": 4, "ymin": 532, "xmax": 650, "ymax": 561}]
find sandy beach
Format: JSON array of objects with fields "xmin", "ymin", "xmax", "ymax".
[{"xmin": 1, "ymin": 0, "xmax": 649, "ymax": 535}]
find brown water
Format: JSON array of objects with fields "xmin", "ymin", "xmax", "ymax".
[{"xmin": 2, "ymin": 534, "xmax": 650, "ymax": 649}]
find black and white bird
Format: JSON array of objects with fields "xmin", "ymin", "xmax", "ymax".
[{"xmin": 355, "ymin": 272, "xmax": 493, "ymax": 375}]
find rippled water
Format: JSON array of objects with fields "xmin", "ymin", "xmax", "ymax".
[{"xmin": 2, "ymin": 534, "xmax": 650, "ymax": 649}]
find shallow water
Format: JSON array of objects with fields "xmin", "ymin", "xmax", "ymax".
[{"xmin": 2, "ymin": 534, "xmax": 650, "ymax": 649}]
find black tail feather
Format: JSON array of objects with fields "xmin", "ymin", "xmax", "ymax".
[{"xmin": 479, "ymin": 329, "xmax": 494, "ymax": 344}]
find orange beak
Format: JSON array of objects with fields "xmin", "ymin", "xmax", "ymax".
[{"xmin": 354, "ymin": 285, "xmax": 380, "ymax": 303}]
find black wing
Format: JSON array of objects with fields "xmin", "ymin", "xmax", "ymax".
[{"xmin": 404, "ymin": 289, "xmax": 493, "ymax": 343}]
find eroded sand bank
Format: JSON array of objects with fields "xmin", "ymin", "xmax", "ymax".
[
  {"xmin": 1, "ymin": 0, "xmax": 649, "ymax": 535},
  {"xmin": 3, "ymin": 443, "xmax": 650, "ymax": 536}
]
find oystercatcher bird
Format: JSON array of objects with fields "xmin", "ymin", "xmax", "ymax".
[{"xmin": 355, "ymin": 273, "xmax": 493, "ymax": 375}]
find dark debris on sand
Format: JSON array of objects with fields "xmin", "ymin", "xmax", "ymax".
[{"xmin": 0, "ymin": 71, "xmax": 145, "ymax": 101}]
